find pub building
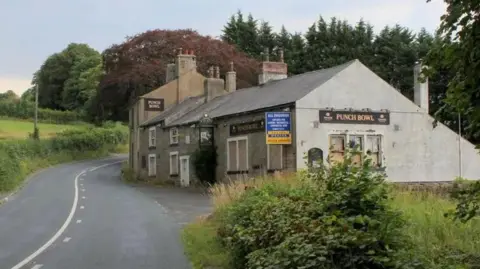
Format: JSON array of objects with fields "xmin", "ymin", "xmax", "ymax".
[{"xmin": 131, "ymin": 53, "xmax": 480, "ymax": 186}]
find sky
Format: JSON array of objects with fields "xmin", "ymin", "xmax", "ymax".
[{"xmin": 0, "ymin": 0, "xmax": 447, "ymax": 96}]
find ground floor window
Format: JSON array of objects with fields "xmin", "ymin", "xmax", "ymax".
[
  {"xmin": 267, "ymin": 144, "xmax": 283, "ymax": 170},
  {"xmin": 227, "ymin": 136, "xmax": 248, "ymax": 172},
  {"xmin": 148, "ymin": 154, "xmax": 156, "ymax": 176},
  {"xmin": 169, "ymin": 151, "xmax": 179, "ymax": 175},
  {"xmin": 328, "ymin": 134, "xmax": 383, "ymax": 167}
]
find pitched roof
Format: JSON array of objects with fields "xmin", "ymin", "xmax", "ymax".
[
  {"xmin": 140, "ymin": 95, "xmax": 205, "ymax": 127},
  {"xmin": 167, "ymin": 60, "xmax": 355, "ymax": 127}
]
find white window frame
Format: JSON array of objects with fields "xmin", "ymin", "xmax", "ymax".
[
  {"xmin": 169, "ymin": 151, "xmax": 179, "ymax": 175},
  {"xmin": 148, "ymin": 153, "xmax": 156, "ymax": 176},
  {"xmin": 267, "ymin": 144, "xmax": 283, "ymax": 170},
  {"xmin": 148, "ymin": 127, "xmax": 156, "ymax": 147},
  {"xmin": 226, "ymin": 136, "xmax": 249, "ymax": 171},
  {"xmin": 327, "ymin": 131, "xmax": 385, "ymax": 166},
  {"xmin": 169, "ymin": 127, "xmax": 179, "ymax": 145}
]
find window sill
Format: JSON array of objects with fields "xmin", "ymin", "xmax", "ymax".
[
  {"xmin": 169, "ymin": 143, "xmax": 179, "ymax": 147},
  {"xmin": 148, "ymin": 146, "xmax": 156, "ymax": 149},
  {"xmin": 170, "ymin": 173, "xmax": 179, "ymax": 177},
  {"xmin": 226, "ymin": 170, "xmax": 249, "ymax": 175},
  {"xmin": 267, "ymin": 169, "xmax": 283, "ymax": 174}
]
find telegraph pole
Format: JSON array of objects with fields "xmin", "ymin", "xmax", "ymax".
[{"xmin": 34, "ymin": 84, "xmax": 39, "ymax": 139}]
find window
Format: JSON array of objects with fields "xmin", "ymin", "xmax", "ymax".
[
  {"xmin": 148, "ymin": 127, "xmax": 156, "ymax": 147},
  {"xmin": 328, "ymin": 134, "xmax": 383, "ymax": 167},
  {"xmin": 148, "ymin": 154, "xmax": 156, "ymax": 176},
  {"xmin": 185, "ymin": 135, "xmax": 190, "ymax": 144},
  {"xmin": 366, "ymin": 135, "xmax": 382, "ymax": 167},
  {"xmin": 169, "ymin": 151, "xmax": 179, "ymax": 175},
  {"xmin": 227, "ymin": 136, "xmax": 248, "ymax": 172},
  {"xmin": 267, "ymin": 145, "xmax": 283, "ymax": 170},
  {"xmin": 170, "ymin": 128, "xmax": 179, "ymax": 144}
]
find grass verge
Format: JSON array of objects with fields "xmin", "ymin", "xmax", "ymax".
[
  {"xmin": 0, "ymin": 119, "xmax": 91, "ymax": 140},
  {"xmin": 181, "ymin": 173, "xmax": 480, "ymax": 269}
]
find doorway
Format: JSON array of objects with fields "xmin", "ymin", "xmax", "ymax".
[{"xmin": 179, "ymin": 155, "xmax": 190, "ymax": 187}]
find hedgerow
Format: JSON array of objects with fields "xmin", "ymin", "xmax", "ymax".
[
  {"xmin": 0, "ymin": 100, "xmax": 82, "ymax": 124},
  {"xmin": 216, "ymin": 152, "xmax": 422, "ymax": 269},
  {"xmin": 0, "ymin": 127, "xmax": 127, "ymax": 193}
]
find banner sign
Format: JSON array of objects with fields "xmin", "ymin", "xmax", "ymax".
[
  {"xmin": 144, "ymin": 98, "xmax": 165, "ymax": 112},
  {"xmin": 230, "ymin": 120, "xmax": 265, "ymax": 136},
  {"xmin": 265, "ymin": 112, "xmax": 292, "ymax": 144},
  {"xmin": 319, "ymin": 109, "xmax": 390, "ymax": 125}
]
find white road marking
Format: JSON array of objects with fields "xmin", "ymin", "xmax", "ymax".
[
  {"xmin": 10, "ymin": 160, "xmax": 124, "ymax": 269},
  {"xmin": 63, "ymin": 237, "xmax": 71, "ymax": 243},
  {"xmin": 80, "ymin": 206, "xmax": 84, "ymax": 209},
  {"xmin": 82, "ymin": 196, "xmax": 86, "ymax": 199},
  {"xmin": 31, "ymin": 265, "xmax": 43, "ymax": 269},
  {"xmin": 76, "ymin": 219, "xmax": 82, "ymax": 224},
  {"xmin": 81, "ymin": 189, "xmax": 85, "ymax": 192}
]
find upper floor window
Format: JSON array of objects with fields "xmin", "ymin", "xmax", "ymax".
[
  {"xmin": 170, "ymin": 127, "xmax": 179, "ymax": 145},
  {"xmin": 148, "ymin": 127, "xmax": 156, "ymax": 148}
]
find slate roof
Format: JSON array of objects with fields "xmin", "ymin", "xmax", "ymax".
[
  {"xmin": 140, "ymin": 95, "xmax": 205, "ymax": 127},
  {"xmin": 167, "ymin": 60, "xmax": 355, "ymax": 127}
]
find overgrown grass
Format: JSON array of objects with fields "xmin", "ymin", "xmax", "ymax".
[
  {"xmin": 0, "ymin": 119, "xmax": 91, "ymax": 140},
  {"xmin": 182, "ymin": 173, "xmax": 480, "ymax": 269}
]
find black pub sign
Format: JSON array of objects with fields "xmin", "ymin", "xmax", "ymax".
[
  {"xmin": 144, "ymin": 98, "xmax": 165, "ymax": 112},
  {"xmin": 319, "ymin": 109, "xmax": 390, "ymax": 125},
  {"xmin": 230, "ymin": 120, "xmax": 265, "ymax": 136}
]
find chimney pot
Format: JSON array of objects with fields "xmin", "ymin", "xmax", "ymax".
[
  {"xmin": 230, "ymin": 61, "xmax": 234, "ymax": 71},
  {"xmin": 215, "ymin": 66, "xmax": 220, "ymax": 79},
  {"xmin": 265, "ymin": 48, "xmax": 270, "ymax": 62},
  {"xmin": 279, "ymin": 49, "xmax": 284, "ymax": 63},
  {"xmin": 191, "ymin": 50, "xmax": 195, "ymax": 55},
  {"xmin": 178, "ymin": 48, "xmax": 183, "ymax": 55}
]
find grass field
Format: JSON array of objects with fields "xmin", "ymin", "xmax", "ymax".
[{"xmin": 0, "ymin": 119, "xmax": 90, "ymax": 140}]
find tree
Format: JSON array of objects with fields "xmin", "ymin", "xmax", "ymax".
[
  {"xmin": 33, "ymin": 43, "xmax": 102, "ymax": 112},
  {"xmin": 0, "ymin": 90, "xmax": 19, "ymax": 102},
  {"xmin": 96, "ymin": 29, "xmax": 259, "ymax": 122},
  {"xmin": 424, "ymin": 0, "xmax": 480, "ymax": 145}
]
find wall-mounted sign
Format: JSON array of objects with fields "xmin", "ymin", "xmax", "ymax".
[
  {"xmin": 319, "ymin": 109, "xmax": 390, "ymax": 125},
  {"xmin": 230, "ymin": 120, "xmax": 265, "ymax": 136},
  {"xmin": 144, "ymin": 98, "xmax": 165, "ymax": 112},
  {"xmin": 266, "ymin": 112, "xmax": 292, "ymax": 144}
]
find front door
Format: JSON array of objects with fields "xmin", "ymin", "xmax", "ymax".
[{"xmin": 179, "ymin": 156, "xmax": 190, "ymax": 187}]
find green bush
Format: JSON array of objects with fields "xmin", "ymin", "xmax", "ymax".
[
  {"xmin": 218, "ymin": 152, "xmax": 419, "ymax": 269},
  {"xmin": 0, "ymin": 127, "xmax": 127, "ymax": 193},
  {"xmin": 0, "ymin": 100, "xmax": 82, "ymax": 124},
  {"xmin": 192, "ymin": 146, "xmax": 218, "ymax": 185}
]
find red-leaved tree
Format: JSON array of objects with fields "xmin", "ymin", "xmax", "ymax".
[{"xmin": 93, "ymin": 29, "xmax": 260, "ymax": 122}]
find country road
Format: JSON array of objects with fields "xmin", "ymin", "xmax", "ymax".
[{"xmin": 0, "ymin": 156, "xmax": 204, "ymax": 269}]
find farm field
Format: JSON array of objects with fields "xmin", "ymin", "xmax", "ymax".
[{"xmin": 0, "ymin": 119, "xmax": 90, "ymax": 140}]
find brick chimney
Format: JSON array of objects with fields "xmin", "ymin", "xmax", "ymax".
[
  {"xmin": 225, "ymin": 62, "xmax": 236, "ymax": 93},
  {"xmin": 258, "ymin": 48, "xmax": 288, "ymax": 85},
  {"xmin": 413, "ymin": 61, "xmax": 429, "ymax": 113},
  {"xmin": 204, "ymin": 65, "xmax": 225, "ymax": 102}
]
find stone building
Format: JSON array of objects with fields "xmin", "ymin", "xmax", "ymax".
[{"xmin": 131, "ymin": 50, "xmax": 480, "ymax": 186}]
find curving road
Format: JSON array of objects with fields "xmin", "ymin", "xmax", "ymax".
[{"xmin": 0, "ymin": 156, "xmax": 192, "ymax": 269}]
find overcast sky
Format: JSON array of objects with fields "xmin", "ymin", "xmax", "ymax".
[{"xmin": 0, "ymin": 0, "xmax": 447, "ymax": 95}]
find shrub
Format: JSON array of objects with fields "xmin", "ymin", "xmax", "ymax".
[
  {"xmin": 0, "ymin": 100, "xmax": 82, "ymax": 124},
  {"xmin": 192, "ymin": 146, "xmax": 218, "ymax": 185},
  {"xmin": 217, "ymin": 151, "xmax": 417, "ymax": 269},
  {"xmin": 0, "ymin": 127, "xmax": 128, "ymax": 193}
]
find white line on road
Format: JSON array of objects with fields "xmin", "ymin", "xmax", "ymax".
[
  {"xmin": 63, "ymin": 237, "xmax": 71, "ymax": 243},
  {"xmin": 10, "ymin": 160, "xmax": 124, "ymax": 269},
  {"xmin": 82, "ymin": 196, "xmax": 86, "ymax": 199},
  {"xmin": 81, "ymin": 189, "xmax": 85, "ymax": 192},
  {"xmin": 80, "ymin": 206, "xmax": 84, "ymax": 209},
  {"xmin": 76, "ymin": 219, "xmax": 82, "ymax": 224},
  {"xmin": 31, "ymin": 264, "xmax": 43, "ymax": 269}
]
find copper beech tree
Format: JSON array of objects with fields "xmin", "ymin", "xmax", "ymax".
[{"xmin": 94, "ymin": 29, "xmax": 260, "ymax": 122}]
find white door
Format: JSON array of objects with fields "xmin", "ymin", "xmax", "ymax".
[{"xmin": 179, "ymin": 156, "xmax": 190, "ymax": 187}]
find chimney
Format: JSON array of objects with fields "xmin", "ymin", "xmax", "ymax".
[
  {"xmin": 204, "ymin": 65, "xmax": 225, "ymax": 102},
  {"xmin": 176, "ymin": 47, "xmax": 197, "ymax": 76},
  {"xmin": 413, "ymin": 61, "xmax": 429, "ymax": 113},
  {"xmin": 226, "ymin": 62, "xmax": 236, "ymax": 93},
  {"xmin": 258, "ymin": 48, "xmax": 288, "ymax": 85}
]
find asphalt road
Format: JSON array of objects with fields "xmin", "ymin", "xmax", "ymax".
[{"xmin": 0, "ymin": 156, "xmax": 192, "ymax": 269}]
